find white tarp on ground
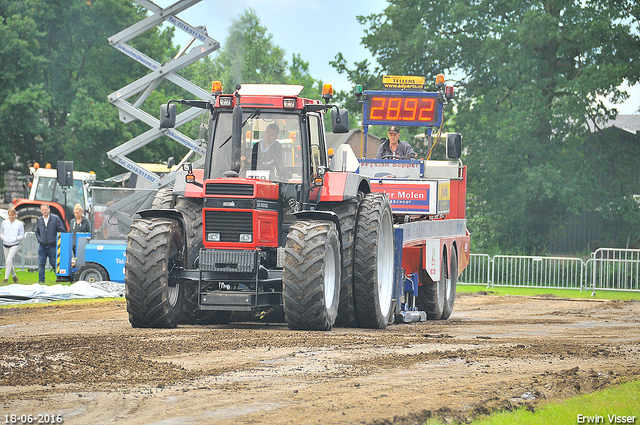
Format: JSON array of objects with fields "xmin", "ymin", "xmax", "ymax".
[{"xmin": 0, "ymin": 281, "xmax": 125, "ymax": 305}]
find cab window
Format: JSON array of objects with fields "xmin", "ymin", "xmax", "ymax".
[{"xmin": 307, "ymin": 114, "xmax": 326, "ymax": 177}]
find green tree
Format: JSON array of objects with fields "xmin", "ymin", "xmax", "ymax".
[
  {"xmin": 335, "ymin": 0, "xmax": 640, "ymax": 254},
  {"xmin": 0, "ymin": 0, "xmax": 179, "ymax": 179},
  {"xmin": 190, "ymin": 9, "xmax": 286, "ymax": 93}
]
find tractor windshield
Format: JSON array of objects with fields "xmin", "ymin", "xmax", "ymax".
[
  {"xmin": 209, "ymin": 112, "xmax": 303, "ymax": 183},
  {"xmin": 34, "ymin": 177, "xmax": 86, "ymax": 212}
]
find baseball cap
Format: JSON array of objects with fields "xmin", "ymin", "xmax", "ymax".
[{"xmin": 388, "ymin": 126, "xmax": 400, "ymax": 133}]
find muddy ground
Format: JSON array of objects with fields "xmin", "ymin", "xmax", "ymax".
[{"xmin": 0, "ymin": 293, "xmax": 639, "ymax": 425}]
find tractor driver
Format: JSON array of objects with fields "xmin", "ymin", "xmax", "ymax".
[
  {"xmin": 250, "ymin": 123, "xmax": 287, "ymax": 180},
  {"xmin": 376, "ymin": 126, "xmax": 417, "ymax": 159}
]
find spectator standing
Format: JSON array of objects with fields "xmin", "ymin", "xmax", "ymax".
[
  {"xmin": 35, "ymin": 204, "xmax": 65, "ymax": 283},
  {"xmin": 1, "ymin": 208, "xmax": 25, "ymax": 283},
  {"xmin": 71, "ymin": 204, "xmax": 91, "ymax": 254}
]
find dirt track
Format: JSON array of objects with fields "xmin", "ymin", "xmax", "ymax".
[{"xmin": 1, "ymin": 293, "xmax": 639, "ymax": 424}]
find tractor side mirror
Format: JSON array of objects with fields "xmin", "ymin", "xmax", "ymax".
[
  {"xmin": 331, "ymin": 108, "xmax": 350, "ymax": 134},
  {"xmin": 159, "ymin": 103, "xmax": 177, "ymax": 129},
  {"xmin": 446, "ymin": 133, "xmax": 462, "ymax": 159}
]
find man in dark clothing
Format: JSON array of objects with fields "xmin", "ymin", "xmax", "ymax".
[
  {"xmin": 35, "ymin": 203, "xmax": 66, "ymax": 283},
  {"xmin": 250, "ymin": 123, "xmax": 287, "ymax": 180},
  {"xmin": 376, "ymin": 126, "xmax": 417, "ymax": 159}
]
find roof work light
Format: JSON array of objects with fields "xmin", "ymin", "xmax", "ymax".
[{"xmin": 322, "ymin": 84, "xmax": 333, "ymax": 103}]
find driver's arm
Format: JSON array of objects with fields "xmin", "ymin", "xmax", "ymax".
[{"xmin": 404, "ymin": 143, "xmax": 417, "ymax": 159}]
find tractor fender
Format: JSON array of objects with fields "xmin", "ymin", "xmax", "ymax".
[
  {"xmin": 172, "ymin": 169, "xmax": 204, "ymax": 197},
  {"xmin": 13, "ymin": 200, "xmax": 69, "ymax": 230},
  {"xmin": 293, "ymin": 210, "xmax": 343, "ymax": 256},
  {"xmin": 319, "ymin": 172, "xmax": 370, "ymax": 202},
  {"xmin": 136, "ymin": 208, "xmax": 190, "ymax": 261}
]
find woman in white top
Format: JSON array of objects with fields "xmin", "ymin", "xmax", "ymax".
[{"xmin": 1, "ymin": 208, "xmax": 25, "ymax": 283}]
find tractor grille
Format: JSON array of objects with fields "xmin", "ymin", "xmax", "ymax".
[
  {"xmin": 205, "ymin": 210, "xmax": 253, "ymax": 242},
  {"xmin": 205, "ymin": 183, "xmax": 254, "ymax": 196},
  {"xmin": 200, "ymin": 249, "xmax": 256, "ymax": 272}
]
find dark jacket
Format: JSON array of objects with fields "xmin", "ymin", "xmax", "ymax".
[
  {"xmin": 251, "ymin": 140, "xmax": 287, "ymax": 180},
  {"xmin": 71, "ymin": 216, "xmax": 91, "ymax": 248},
  {"xmin": 376, "ymin": 139, "xmax": 417, "ymax": 159},
  {"xmin": 35, "ymin": 214, "xmax": 66, "ymax": 246},
  {"xmin": 71, "ymin": 217, "xmax": 91, "ymax": 235}
]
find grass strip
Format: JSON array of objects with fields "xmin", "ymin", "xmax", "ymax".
[
  {"xmin": 466, "ymin": 379, "xmax": 640, "ymax": 425},
  {"xmin": 458, "ymin": 284, "xmax": 640, "ymax": 301}
]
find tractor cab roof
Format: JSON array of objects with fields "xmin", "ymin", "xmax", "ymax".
[{"xmin": 214, "ymin": 84, "xmax": 322, "ymax": 110}]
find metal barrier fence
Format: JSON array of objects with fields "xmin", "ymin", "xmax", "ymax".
[
  {"xmin": 459, "ymin": 253, "xmax": 492, "ymax": 286},
  {"xmin": 492, "ymin": 255, "xmax": 585, "ymax": 290},
  {"xmin": 0, "ymin": 233, "xmax": 48, "ymax": 272},
  {"xmin": 2, "ymin": 240, "xmax": 639, "ymax": 293},
  {"xmin": 591, "ymin": 248, "xmax": 640, "ymax": 292},
  {"xmin": 459, "ymin": 250, "xmax": 640, "ymax": 293}
]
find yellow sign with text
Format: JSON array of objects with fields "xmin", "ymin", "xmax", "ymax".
[
  {"xmin": 437, "ymin": 181, "xmax": 450, "ymax": 214},
  {"xmin": 382, "ymin": 75, "xmax": 426, "ymax": 91}
]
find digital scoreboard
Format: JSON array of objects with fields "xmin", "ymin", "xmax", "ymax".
[{"xmin": 362, "ymin": 91, "xmax": 443, "ymax": 127}]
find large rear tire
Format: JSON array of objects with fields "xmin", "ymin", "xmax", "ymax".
[
  {"xmin": 419, "ymin": 253, "xmax": 447, "ymax": 320},
  {"xmin": 283, "ymin": 220, "xmax": 341, "ymax": 331},
  {"xmin": 15, "ymin": 206, "xmax": 44, "ymax": 265},
  {"xmin": 325, "ymin": 199, "xmax": 359, "ymax": 327},
  {"xmin": 353, "ymin": 193, "xmax": 394, "ymax": 329},
  {"xmin": 16, "ymin": 206, "xmax": 42, "ymax": 234},
  {"xmin": 174, "ymin": 196, "xmax": 202, "ymax": 246},
  {"xmin": 174, "ymin": 196, "xmax": 231, "ymax": 325},
  {"xmin": 151, "ymin": 188, "xmax": 176, "ymax": 209},
  {"xmin": 441, "ymin": 248, "xmax": 458, "ymax": 320},
  {"xmin": 182, "ymin": 240, "xmax": 233, "ymax": 325},
  {"xmin": 125, "ymin": 218, "xmax": 184, "ymax": 328}
]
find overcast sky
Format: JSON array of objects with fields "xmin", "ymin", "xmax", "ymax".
[
  {"xmin": 158, "ymin": 0, "xmax": 387, "ymax": 93},
  {"xmin": 157, "ymin": 0, "xmax": 639, "ymax": 114}
]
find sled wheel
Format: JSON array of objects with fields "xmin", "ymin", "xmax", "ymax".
[
  {"xmin": 441, "ymin": 248, "xmax": 458, "ymax": 320},
  {"xmin": 420, "ymin": 252, "xmax": 447, "ymax": 320}
]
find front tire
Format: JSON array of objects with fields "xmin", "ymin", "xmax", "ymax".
[
  {"xmin": 353, "ymin": 193, "xmax": 395, "ymax": 329},
  {"xmin": 283, "ymin": 220, "xmax": 341, "ymax": 331},
  {"xmin": 125, "ymin": 218, "xmax": 185, "ymax": 328}
]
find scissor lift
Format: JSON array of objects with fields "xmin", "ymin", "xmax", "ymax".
[{"xmin": 105, "ymin": 0, "xmax": 219, "ymax": 226}]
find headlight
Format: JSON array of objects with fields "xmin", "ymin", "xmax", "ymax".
[
  {"xmin": 219, "ymin": 96, "xmax": 233, "ymax": 107},
  {"xmin": 239, "ymin": 233, "xmax": 252, "ymax": 243},
  {"xmin": 207, "ymin": 233, "xmax": 221, "ymax": 242}
]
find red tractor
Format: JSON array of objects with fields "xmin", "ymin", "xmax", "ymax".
[{"xmin": 125, "ymin": 83, "xmax": 395, "ymax": 330}]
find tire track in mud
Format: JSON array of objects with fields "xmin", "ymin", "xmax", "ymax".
[{"xmin": 0, "ymin": 294, "xmax": 639, "ymax": 424}]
